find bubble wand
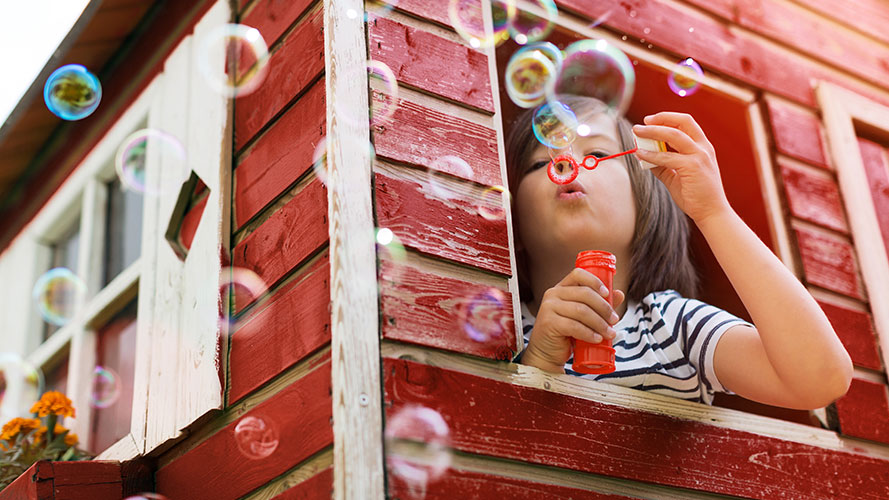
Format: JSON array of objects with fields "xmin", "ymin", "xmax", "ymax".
[{"xmin": 546, "ymin": 134, "xmax": 667, "ymax": 185}]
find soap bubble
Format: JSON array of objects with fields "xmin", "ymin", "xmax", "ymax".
[
  {"xmin": 198, "ymin": 23, "xmax": 270, "ymax": 98},
  {"xmin": 0, "ymin": 353, "xmax": 45, "ymax": 422},
  {"xmin": 555, "ymin": 39, "xmax": 635, "ymax": 115},
  {"xmin": 115, "ymin": 129, "xmax": 187, "ymax": 195},
  {"xmin": 449, "ymin": 0, "xmax": 516, "ymax": 49},
  {"xmin": 44, "ymin": 64, "xmax": 102, "ymax": 121},
  {"xmin": 427, "ymin": 155, "xmax": 474, "ymax": 201},
  {"xmin": 668, "ymin": 58, "xmax": 704, "ymax": 97},
  {"xmin": 385, "ymin": 405, "xmax": 452, "ymax": 498},
  {"xmin": 312, "ymin": 136, "xmax": 377, "ymax": 187},
  {"xmin": 508, "ymin": 0, "xmax": 558, "ymax": 45},
  {"xmin": 505, "ymin": 42, "xmax": 561, "ymax": 108},
  {"xmin": 478, "ymin": 185, "xmax": 509, "ymax": 221},
  {"xmin": 337, "ymin": 60, "xmax": 399, "ymax": 128},
  {"xmin": 32, "ymin": 268, "xmax": 87, "ymax": 327},
  {"xmin": 459, "ymin": 288, "xmax": 509, "ymax": 342},
  {"xmin": 90, "ymin": 366, "xmax": 121, "ymax": 409},
  {"xmin": 124, "ymin": 494, "xmax": 168, "ymax": 500},
  {"xmin": 377, "ymin": 227, "xmax": 408, "ymax": 295},
  {"xmin": 234, "ymin": 416, "xmax": 279, "ymax": 459},
  {"xmin": 533, "ymin": 101, "xmax": 578, "ymax": 149},
  {"xmin": 220, "ymin": 267, "xmax": 268, "ymax": 327}
]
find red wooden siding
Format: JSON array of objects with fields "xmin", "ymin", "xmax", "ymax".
[
  {"xmin": 229, "ymin": 254, "xmax": 330, "ymax": 403},
  {"xmin": 835, "ymin": 378, "xmax": 889, "ymax": 446},
  {"xmin": 232, "ymin": 177, "xmax": 328, "ymax": 309},
  {"xmin": 384, "ymin": 358, "xmax": 889, "ymax": 500},
  {"xmin": 271, "ymin": 467, "xmax": 333, "ymax": 500},
  {"xmin": 368, "ymin": 17, "xmax": 494, "ymax": 113},
  {"xmin": 767, "ymin": 99, "xmax": 830, "ymax": 169},
  {"xmin": 235, "ymin": 4, "xmax": 324, "ymax": 152},
  {"xmin": 156, "ymin": 357, "xmax": 333, "ymax": 500},
  {"xmin": 798, "ymin": 0, "xmax": 889, "ymax": 48},
  {"xmin": 793, "ymin": 226, "xmax": 862, "ymax": 300},
  {"xmin": 380, "ymin": 256, "xmax": 514, "ymax": 361},
  {"xmin": 389, "ymin": 467, "xmax": 636, "ymax": 499},
  {"xmin": 0, "ymin": 461, "xmax": 126, "ymax": 500},
  {"xmin": 179, "ymin": 191, "xmax": 208, "ymax": 252},
  {"xmin": 241, "ymin": 0, "xmax": 316, "ymax": 52},
  {"xmin": 235, "ymin": 78, "xmax": 326, "ymax": 229},
  {"xmin": 818, "ymin": 300, "xmax": 882, "ymax": 371},
  {"xmin": 857, "ymin": 137, "xmax": 889, "ymax": 263},
  {"xmin": 779, "ymin": 159, "xmax": 848, "ymax": 234}
]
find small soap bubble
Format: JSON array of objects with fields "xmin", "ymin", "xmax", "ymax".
[
  {"xmin": 234, "ymin": 416, "xmax": 279, "ymax": 459},
  {"xmin": 385, "ymin": 405, "xmax": 452, "ymax": 498},
  {"xmin": 533, "ymin": 101, "xmax": 578, "ymax": 149},
  {"xmin": 668, "ymin": 58, "xmax": 704, "ymax": 97},
  {"xmin": 32, "ymin": 268, "xmax": 87, "ymax": 327},
  {"xmin": 337, "ymin": 61, "xmax": 399, "ymax": 128},
  {"xmin": 459, "ymin": 288, "xmax": 509, "ymax": 342},
  {"xmin": 198, "ymin": 23, "xmax": 270, "ymax": 98},
  {"xmin": 312, "ymin": 136, "xmax": 377, "ymax": 187},
  {"xmin": 220, "ymin": 267, "xmax": 268, "ymax": 327},
  {"xmin": 44, "ymin": 64, "xmax": 102, "ymax": 120},
  {"xmin": 555, "ymin": 39, "xmax": 635, "ymax": 115},
  {"xmin": 478, "ymin": 185, "xmax": 509, "ymax": 221},
  {"xmin": 0, "ymin": 353, "xmax": 45, "ymax": 422},
  {"xmin": 505, "ymin": 42, "xmax": 562, "ymax": 108},
  {"xmin": 377, "ymin": 227, "xmax": 408, "ymax": 294},
  {"xmin": 508, "ymin": 0, "xmax": 558, "ymax": 44},
  {"xmin": 427, "ymin": 155, "xmax": 474, "ymax": 201},
  {"xmin": 90, "ymin": 366, "xmax": 121, "ymax": 409},
  {"xmin": 449, "ymin": 0, "xmax": 516, "ymax": 49},
  {"xmin": 124, "ymin": 494, "xmax": 168, "ymax": 500},
  {"xmin": 115, "ymin": 129, "xmax": 186, "ymax": 195}
]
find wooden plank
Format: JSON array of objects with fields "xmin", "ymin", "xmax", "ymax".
[
  {"xmin": 682, "ymin": 0, "xmax": 889, "ymax": 91},
  {"xmin": 232, "ymin": 177, "xmax": 328, "ymax": 302},
  {"xmin": 767, "ymin": 98, "xmax": 829, "ymax": 169},
  {"xmin": 817, "ymin": 299, "xmax": 882, "ymax": 371},
  {"xmin": 779, "ymin": 158, "xmax": 848, "ymax": 234},
  {"xmin": 271, "ymin": 467, "xmax": 334, "ymax": 500},
  {"xmin": 235, "ymin": 5, "xmax": 325, "ymax": 152},
  {"xmin": 372, "ymin": 91, "xmax": 501, "ymax": 187},
  {"xmin": 241, "ymin": 0, "xmax": 316, "ymax": 50},
  {"xmin": 380, "ymin": 254, "xmax": 515, "ymax": 360},
  {"xmin": 324, "ymin": 0, "xmax": 386, "ymax": 498},
  {"xmin": 235, "ymin": 78, "xmax": 326, "ymax": 228},
  {"xmin": 155, "ymin": 359, "xmax": 334, "ymax": 500},
  {"xmin": 368, "ymin": 16, "xmax": 494, "ymax": 113},
  {"xmin": 790, "ymin": 0, "xmax": 889, "ymax": 47},
  {"xmin": 229, "ymin": 253, "xmax": 331, "ymax": 403},
  {"xmin": 179, "ymin": 192, "xmax": 209, "ymax": 252},
  {"xmin": 387, "ymin": 0, "xmax": 454, "ymax": 27},
  {"xmin": 375, "ymin": 168, "xmax": 511, "ymax": 276},
  {"xmin": 389, "ymin": 466, "xmax": 634, "ymax": 499},
  {"xmin": 857, "ymin": 138, "xmax": 889, "ymax": 263},
  {"xmin": 383, "ymin": 357, "xmax": 889, "ymax": 500},
  {"xmin": 835, "ymin": 378, "xmax": 889, "ymax": 446},
  {"xmin": 793, "ymin": 225, "xmax": 862, "ymax": 300}
]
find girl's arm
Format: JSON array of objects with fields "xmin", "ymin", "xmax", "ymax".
[{"xmin": 634, "ymin": 113, "xmax": 853, "ymax": 408}]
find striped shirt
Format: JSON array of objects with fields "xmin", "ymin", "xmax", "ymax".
[{"xmin": 515, "ymin": 289, "xmax": 754, "ymax": 405}]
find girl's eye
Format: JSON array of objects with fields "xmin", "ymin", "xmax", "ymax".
[
  {"xmin": 588, "ymin": 150, "xmax": 609, "ymax": 158},
  {"xmin": 528, "ymin": 160, "xmax": 548, "ymax": 171}
]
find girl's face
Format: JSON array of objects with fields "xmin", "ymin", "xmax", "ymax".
[{"xmin": 516, "ymin": 112, "xmax": 637, "ymax": 261}]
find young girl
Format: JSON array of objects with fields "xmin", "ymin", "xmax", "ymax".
[{"xmin": 505, "ymin": 95, "xmax": 853, "ymax": 409}]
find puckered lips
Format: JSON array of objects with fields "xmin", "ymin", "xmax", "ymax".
[{"xmin": 555, "ymin": 181, "xmax": 587, "ymax": 200}]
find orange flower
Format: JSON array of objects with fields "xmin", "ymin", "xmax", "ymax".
[
  {"xmin": 0, "ymin": 417, "xmax": 42, "ymax": 441},
  {"xmin": 64, "ymin": 432, "xmax": 78, "ymax": 447},
  {"xmin": 29, "ymin": 391, "xmax": 76, "ymax": 418},
  {"xmin": 33, "ymin": 424, "xmax": 77, "ymax": 446}
]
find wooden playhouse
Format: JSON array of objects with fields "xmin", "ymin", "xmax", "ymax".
[{"xmin": 1, "ymin": 0, "xmax": 889, "ymax": 498}]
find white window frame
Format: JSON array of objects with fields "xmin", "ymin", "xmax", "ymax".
[
  {"xmin": 817, "ymin": 82, "xmax": 889, "ymax": 377},
  {"xmin": 0, "ymin": 0, "xmax": 232, "ymax": 461}
]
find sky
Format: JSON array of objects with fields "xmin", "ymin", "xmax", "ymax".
[{"xmin": 0, "ymin": 0, "xmax": 92, "ymax": 127}]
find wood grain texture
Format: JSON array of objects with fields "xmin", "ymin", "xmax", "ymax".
[
  {"xmin": 835, "ymin": 378, "xmax": 889, "ymax": 446},
  {"xmin": 817, "ymin": 300, "xmax": 882, "ymax": 371},
  {"xmin": 271, "ymin": 467, "xmax": 333, "ymax": 500},
  {"xmin": 793, "ymin": 226, "xmax": 862, "ymax": 300},
  {"xmin": 156, "ymin": 358, "xmax": 334, "ymax": 500},
  {"xmin": 792, "ymin": 0, "xmax": 889, "ymax": 47},
  {"xmin": 857, "ymin": 138, "xmax": 889, "ymax": 263},
  {"xmin": 368, "ymin": 16, "xmax": 494, "ymax": 113},
  {"xmin": 241, "ymin": 0, "xmax": 316, "ymax": 50},
  {"xmin": 388, "ymin": 466, "xmax": 635, "ymax": 499},
  {"xmin": 767, "ymin": 99, "xmax": 829, "ymax": 168},
  {"xmin": 232, "ymin": 178, "xmax": 328, "ymax": 307},
  {"xmin": 779, "ymin": 159, "xmax": 848, "ymax": 233},
  {"xmin": 387, "ymin": 0, "xmax": 454, "ymax": 27},
  {"xmin": 374, "ymin": 169, "xmax": 511, "ymax": 276},
  {"xmin": 371, "ymin": 91, "xmax": 501, "ymax": 187},
  {"xmin": 380, "ymin": 255, "xmax": 515, "ymax": 361},
  {"xmin": 235, "ymin": 78, "xmax": 326, "ymax": 228},
  {"xmin": 236, "ymin": 5, "xmax": 324, "ymax": 152},
  {"xmin": 229, "ymin": 253, "xmax": 331, "ymax": 404},
  {"xmin": 383, "ymin": 357, "xmax": 889, "ymax": 500}
]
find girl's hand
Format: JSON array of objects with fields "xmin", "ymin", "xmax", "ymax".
[
  {"xmin": 522, "ymin": 268, "xmax": 625, "ymax": 374},
  {"xmin": 632, "ymin": 112, "xmax": 732, "ymax": 225}
]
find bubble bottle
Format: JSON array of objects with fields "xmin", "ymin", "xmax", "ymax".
[{"xmin": 572, "ymin": 250, "xmax": 616, "ymax": 374}]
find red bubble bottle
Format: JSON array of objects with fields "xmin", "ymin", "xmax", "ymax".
[{"xmin": 572, "ymin": 250, "xmax": 617, "ymax": 374}]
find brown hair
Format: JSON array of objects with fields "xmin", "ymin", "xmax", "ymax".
[{"xmin": 504, "ymin": 95, "xmax": 699, "ymax": 303}]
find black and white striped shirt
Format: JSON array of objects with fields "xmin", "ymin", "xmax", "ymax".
[{"xmin": 515, "ymin": 289, "xmax": 754, "ymax": 405}]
